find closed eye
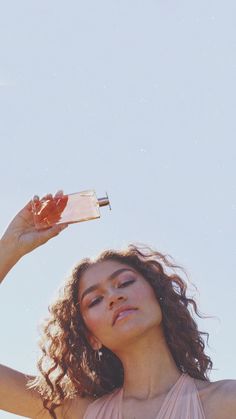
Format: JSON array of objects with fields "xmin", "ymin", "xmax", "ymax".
[
  {"xmin": 118, "ymin": 279, "xmax": 135, "ymax": 288},
  {"xmin": 88, "ymin": 279, "xmax": 136, "ymax": 308},
  {"xmin": 88, "ymin": 296, "xmax": 103, "ymax": 308}
]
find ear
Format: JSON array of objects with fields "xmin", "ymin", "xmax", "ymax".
[{"xmin": 85, "ymin": 331, "xmax": 102, "ymax": 351}]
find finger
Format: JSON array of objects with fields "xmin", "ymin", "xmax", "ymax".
[
  {"xmin": 43, "ymin": 193, "xmax": 53, "ymax": 200},
  {"xmin": 19, "ymin": 199, "xmax": 37, "ymax": 215},
  {"xmin": 31, "ymin": 196, "xmax": 40, "ymax": 211},
  {"xmin": 36, "ymin": 199, "xmax": 56, "ymax": 220},
  {"xmin": 55, "ymin": 190, "xmax": 64, "ymax": 197},
  {"xmin": 58, "ymin": 222, "xmax": 69, "ymax": 230},
  {"xmin": 39, "ymin": 223, "xmax": 69, "ymax": 240},
  {"xmin": 50, "ymin": 223, "xmax": 69, "ymax": 234},
  {"xmin": 55, "ymin": 195, "xmax": 68, "ymax": 214}
]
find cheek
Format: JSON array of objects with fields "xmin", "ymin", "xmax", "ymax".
[
  {"xmin": 81, "ymin": 306, "xmax": 106, "ymax": 335},
  {"xmin": 137, "ymin": 283, "xmax": 162, "ymax": 320},
  {"xmin": 134, "ymin": 281, "xmax": 159, "ymax": 305}
]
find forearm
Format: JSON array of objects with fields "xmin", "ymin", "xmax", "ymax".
[
  {"xmin": 0, "ymin": 238, "xmax": 21, "ymax": 284},
  {"xmin": 0, "ymin": 363, "xmax": 43, "ymax": 417}
]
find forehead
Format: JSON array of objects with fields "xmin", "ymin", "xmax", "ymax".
[{"xmin": 79, "ymin": 260, "xmax": 135, "ymax": 290}]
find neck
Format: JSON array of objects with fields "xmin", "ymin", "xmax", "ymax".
[{"xmin": 114, "ymin": 327, "xmax": 182, "ymax": 400}]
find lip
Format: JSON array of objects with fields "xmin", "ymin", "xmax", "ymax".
[{"xmin": 112, "ymin": 305, "xmax": 137, "ymax": 326}]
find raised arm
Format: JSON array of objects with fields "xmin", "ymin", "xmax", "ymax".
[
  {"xmin": 0, "ymin": 364, "xmax": 50, "ymax": 418},
  {"xmin": 0, "ymin": 364, "xmax": 92, "ymax": 418},
  {"xmin": 0, "ymin": 194, "xmax": 69, "ymax": 417},
  {"xmin": 0, "ymin": 194, "xmax": 68, "ymax": 284}
]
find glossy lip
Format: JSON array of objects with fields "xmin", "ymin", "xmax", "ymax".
[{"xmin": 112, "ymin": 305, "xmax": 137, "ymax": 326}]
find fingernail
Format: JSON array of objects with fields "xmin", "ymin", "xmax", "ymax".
[{"xmin": 55, "ymin": 190, "xmax": 64, "ymax": 196}]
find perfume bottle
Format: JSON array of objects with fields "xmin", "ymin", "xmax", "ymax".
[{"xmin": 32, "ymin": 190, "xmax": 111, "ymax": 230}]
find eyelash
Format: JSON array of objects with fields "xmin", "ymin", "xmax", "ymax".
[{"xmin": 87, "ymin": 279, "xmax": 135, "ymax": 308}]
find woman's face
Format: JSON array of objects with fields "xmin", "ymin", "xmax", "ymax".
[{"xmin": 78, "ymin": 260, "xmax": 163, "ymax": 352}]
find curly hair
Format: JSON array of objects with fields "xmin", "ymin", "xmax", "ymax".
[{"xmin": 27, "ymin": 243, "xmax": 213, "ymax": 418}]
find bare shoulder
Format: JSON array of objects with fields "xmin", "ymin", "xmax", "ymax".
[
  {"xmin": 211, "ymin": 378, "xmax": 236, "ymax": 418},
  {"xmin": 194, "ymin": 377, "xmax": 236, "ymax": 419}
]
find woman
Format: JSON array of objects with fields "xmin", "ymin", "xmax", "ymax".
[{"xmin": 0, "ymin": 195, "xmax": 236, "ymax": 419}]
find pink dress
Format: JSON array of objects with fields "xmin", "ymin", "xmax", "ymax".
[{"xmin": 83, "ymin": 373, "xmax": 206, "ymax": 418}]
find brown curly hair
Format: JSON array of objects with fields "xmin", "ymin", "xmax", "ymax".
[{"xmin": 27, "ymin": 243, "xmax": 213, "ymax": 418}]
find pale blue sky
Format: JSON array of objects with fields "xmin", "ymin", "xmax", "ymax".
[{"xmin": 1, "ymin": 1, "xmax": 236, "ymax": 417}]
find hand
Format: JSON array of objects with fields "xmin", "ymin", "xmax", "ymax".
[
  {"xmin": 1, "ymin": 191, "xmax": 69, "ymax": 259},
  {"xmin": 32, "ymin": 191, "xmax": 69, "ymax": 229}
]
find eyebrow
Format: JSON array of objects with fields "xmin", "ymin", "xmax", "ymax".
[{"xmin": 80, "ymin": 268, "xmax": 135, "ymax": 303}]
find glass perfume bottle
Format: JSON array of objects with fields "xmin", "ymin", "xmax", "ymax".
[{"xmin": 32, "ymin": 190, "xmax": 111, "ymax": 230}]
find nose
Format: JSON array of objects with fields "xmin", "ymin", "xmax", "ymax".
[{"xmin": 107, "ymin": 289, "xmax": 126, "ymax": 308}]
